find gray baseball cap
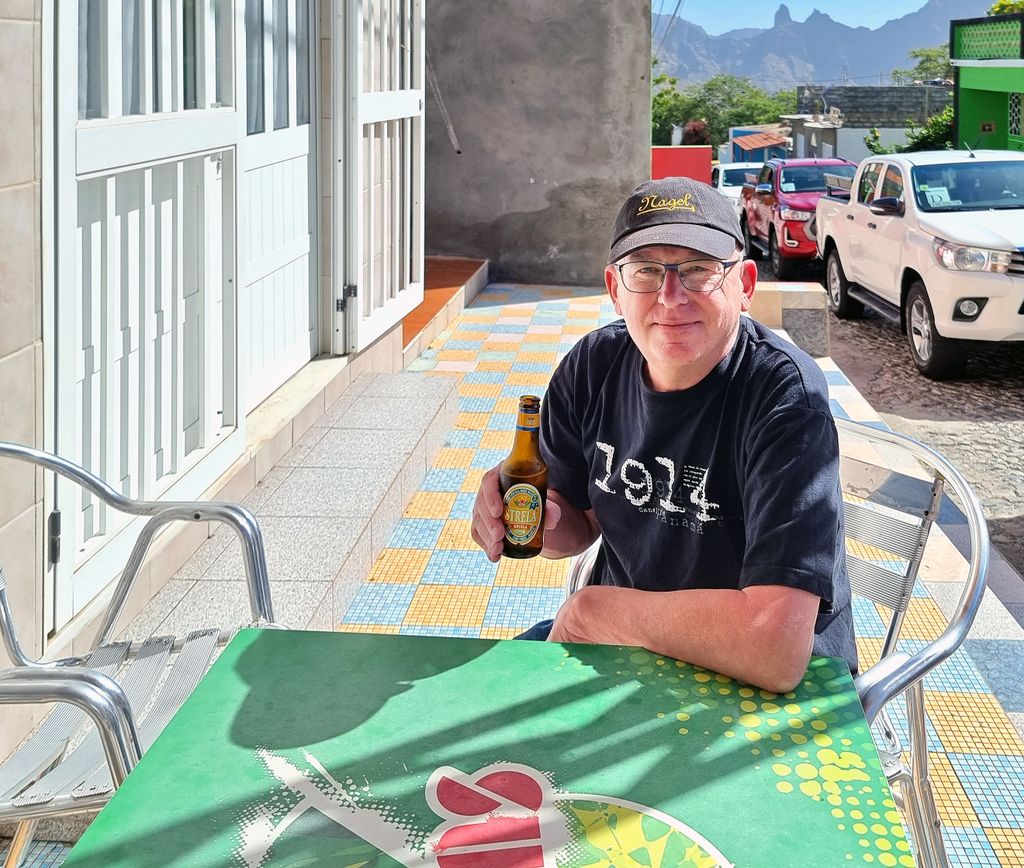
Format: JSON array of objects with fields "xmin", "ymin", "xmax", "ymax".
[{"xmin": 608, "ymin": 176, "xmax": 744, "ymax": 263}]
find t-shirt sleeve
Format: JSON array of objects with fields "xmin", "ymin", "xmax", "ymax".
[
  {"xmin": 540, "ymin": 357, "xmax": 593, "ymax": 512},
  {"xmin": 739, "ymin": 406, "xmax": 842, "ymax": 607}
]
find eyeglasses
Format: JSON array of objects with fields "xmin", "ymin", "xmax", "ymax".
[{"xmin": 614, "ymin": 259, "xmax": 741, "ymax": 294}]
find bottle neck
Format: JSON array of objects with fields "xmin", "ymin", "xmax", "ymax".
[{"xmin": 512, "ymin": 408, "xmax": 541, "ymax": 452}]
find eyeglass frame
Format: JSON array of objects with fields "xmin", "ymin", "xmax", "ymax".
[{"xmin": 612, "ymin": 257, "xmax": 743, "ymax": 294}]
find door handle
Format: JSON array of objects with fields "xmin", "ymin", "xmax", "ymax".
[
  {"xmin": 846, "ymin": 214, "xmax": 855, "ymax": 221},
  {"xmin": 867, "ymin": 222, "xmax": 877, "ymax": 230}
]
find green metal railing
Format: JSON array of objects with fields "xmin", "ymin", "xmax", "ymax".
[{"xmin": 952, "ymin": 15, "xmax": 1024, "ymax": 60}]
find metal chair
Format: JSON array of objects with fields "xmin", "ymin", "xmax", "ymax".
[
  {"xmin": 0, "ymin": 442, "xmax": 279, "ymax": 868},
  {"xmin": 565, "ymin": 418, "xmax": 988, "ymax": 868}
]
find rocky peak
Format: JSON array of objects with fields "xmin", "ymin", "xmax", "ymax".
[{"xmin": 774, "ymin": 4, "xmax": 793, "ymax": 28}]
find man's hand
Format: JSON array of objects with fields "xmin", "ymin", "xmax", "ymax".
[{"xmin": 471, "ymin": 465, "xmax": 562, "ymax": 563}]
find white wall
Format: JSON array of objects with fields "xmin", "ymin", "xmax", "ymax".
[{"xmin": 836, "ymin": 127, "xmax": 909, "ymax": 162}]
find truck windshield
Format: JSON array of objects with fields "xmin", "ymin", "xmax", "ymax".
[
  {"xmin": 911, "ymin": 162, "xmax": 1024, "ymax": 212},
  {"xmin": 721, "ymin": 168, "xmax": 752, "ymax": 187},
  {"xmin": 778, "ymin": 164, "xmax": 855, "ymax": 193}
]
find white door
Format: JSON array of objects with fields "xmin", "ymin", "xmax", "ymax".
[
  {"xmin": 337, "ymin": 0, "xmax": 425, "ymax": 353},
  {"xmin": 237, "ymin": 0, "xmax": 317, "ymax": 411},
  {"xmin": 51, "ymin": 1, "xmax": 243, "ymax": 629}
]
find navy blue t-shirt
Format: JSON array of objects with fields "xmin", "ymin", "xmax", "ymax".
[{"xmin": 540, "ymin": 316, "xmax": 857, "ymax": 672}]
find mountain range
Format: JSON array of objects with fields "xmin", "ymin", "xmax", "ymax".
[{"xmin": 653, "ymin": 0, "xmax": 991, "ymax": 92}]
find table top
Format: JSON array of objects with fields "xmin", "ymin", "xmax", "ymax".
[{"xmin": 64, "ymin": 629, "xmax": 912, "ymax": 867}]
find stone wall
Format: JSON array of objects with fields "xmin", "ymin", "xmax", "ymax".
[
  {"xmin": 424, "ymin": 0, "xmax": 651, "ymax": 285},
  {"xmin": 0, "ymin": 2, "xmax": 46, "ymax": 758},
  {"xmin": 798, "ymin": 86, "xmax": 952, "ymax": 128}
]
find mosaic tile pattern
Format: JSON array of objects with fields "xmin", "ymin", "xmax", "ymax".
[
  {"xmin": 339, "ymin": 283, "xmax": 1024, "ymax": 867},
  {"xmin": 0, "ymin": 840, "xmax": 72, "ymax": 867}
]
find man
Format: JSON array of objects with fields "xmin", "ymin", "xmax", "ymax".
[{"xmin": 471, "ymin": 177, "xmax": 856, "ymax": 693}]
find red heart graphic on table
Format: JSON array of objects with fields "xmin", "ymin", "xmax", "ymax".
[{"xmin": 426, "ymin": 765, "xmax": 554, "ymax": 868}]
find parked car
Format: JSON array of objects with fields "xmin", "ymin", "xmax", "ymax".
[
  {"xmin": 711, "ymin": 161, "xmax": 762, "ymax": 218},
  {"xmin": 740, "ymin": 158, "xmax": 857, "ymax": 279},
  {"xmin": 816, "ymin": 150, "xmax": 1024, "ymax": 379}
]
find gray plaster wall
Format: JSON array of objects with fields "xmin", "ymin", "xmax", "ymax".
[
  {"xmin": 424, "ymin": 0, "xmax": 651, "ymax": 285},
  {"xmin": 797, "ymin": 86, "xmax": 952, "ymax": 127}
]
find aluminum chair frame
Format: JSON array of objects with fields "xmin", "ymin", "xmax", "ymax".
[
  {"xmin": 0, "ymin": 442, "xmax": 278, "ymax": 868},
  {"xmin": 565, "ymin": 419, "xmax": 988, "ymax": 868}
]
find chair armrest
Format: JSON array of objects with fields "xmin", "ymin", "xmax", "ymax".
[
  {"xmin": 0, "ymin": 667, "xmax": 143, "ymax": 786},
  {"xmin": 854, "ymin": 651, "xmax": 913, "ymax": 726}
]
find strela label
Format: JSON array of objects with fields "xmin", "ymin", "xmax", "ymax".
[{"xmin": 503, "ymin": 484, "xmax": 543, "ymax": 545}]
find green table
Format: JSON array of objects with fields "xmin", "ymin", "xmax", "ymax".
[{"xmin": 64, "ymin": 630, "xmax": 912, "ymax": 867}]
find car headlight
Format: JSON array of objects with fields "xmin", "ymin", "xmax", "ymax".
[
  {"xmin": 933, "ymin": 240, "xmax": 1011, "ymax": 273},
  {"xmin": 779, "ymin": 208, "xmax": 814, "ymax": 221}
]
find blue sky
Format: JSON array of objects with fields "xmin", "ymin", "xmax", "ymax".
[{"xmin": 652, "ymin": 0, "xmax": 929, "ymax": 35}]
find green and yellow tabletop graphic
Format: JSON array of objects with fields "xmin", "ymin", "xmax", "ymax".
[{"xmin": 63, "ymin": 630, "xmax": 912, "ymax": 867}]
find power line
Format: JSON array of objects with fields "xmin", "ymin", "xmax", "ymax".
[{"xmin": 653, "ymin": 0, "xmax": 686, "ymax": 65}]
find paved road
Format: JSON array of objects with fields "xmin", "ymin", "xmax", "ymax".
[{"xmin": 757, "ymin": 259, "xmax": 1024, "ymax": 579}]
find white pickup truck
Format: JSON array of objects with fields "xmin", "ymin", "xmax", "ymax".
[{"xmin": 815, "ymin": 150, "xmax": 1024, "ymax": 379}]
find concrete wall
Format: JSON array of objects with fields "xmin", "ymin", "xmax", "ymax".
[
  {"xmin": 798, "ymin": 86, "xmax": 952, "ymax": 128},
  {"xmin": 424, "ymin": 0, "xmax": 651, "ymax": 285},
  {"xmin": 0, "ymin": 2, "xmax": 46, "ymax": 757},
  {"xmin": 836, "ymin": 127, "xmax": 909, "ymax": 162}
]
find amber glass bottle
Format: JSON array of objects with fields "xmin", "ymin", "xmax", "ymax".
[{"xmin": 499, "ymin": 395, "xmax": 548, "ymax": 559}]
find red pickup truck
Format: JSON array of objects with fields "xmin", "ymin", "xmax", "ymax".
[{"xmin": 740, "ymin": 158, "xmax": 857, "ymax": 279}]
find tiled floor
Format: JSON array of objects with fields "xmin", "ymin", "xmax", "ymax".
[{"xmin": 341, "ymin": 282, "xmax": 1024, "ymax": 867}]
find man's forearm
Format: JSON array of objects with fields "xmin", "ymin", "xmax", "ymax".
[
  {"xmin": 540, "ymin": 492, "xmax": 599, "ymax": 559},
  {"xmin": 552, "ymin": 585, "xmax": 816, "ymax": 693}
]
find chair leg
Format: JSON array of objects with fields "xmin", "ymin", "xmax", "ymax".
[
  {"xmin": 3, "ymin": 820, "xmax": 37, "ymax": 868},
  {"xmin": 906, "ymin": 682, "xmax": 950, "ymax": 868}
]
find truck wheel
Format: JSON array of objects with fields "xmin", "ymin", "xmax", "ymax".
[
  {"xmin": 742, "ymin": 218, "xmax": 761, "ymax": 260},
  {"xmin": 769, "ymin": 230, "xmax": 794, "ymax": 280},
  {"xmin": 825, "ymin": 249, "xmax": 863, "ymax": 319},
  {"xmin": 905, "ymin": 282, "xmax": 967, "ymax": 380}
]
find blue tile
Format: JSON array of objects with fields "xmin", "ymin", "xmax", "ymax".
[
  {"xmin": 824, "ymin": 370, "xmax": 852, "ymax": 386},
  {"xmin": 450, "ymin": 493, "xmax": 477, "ymax": 519},
  {"xmin": 852, "ymin": 596, "xmax": 887, "ymax": 638},
  {"xmin": 421, "ymin": 469, "xmax": 467, "ymax": 492},
  {"xmin": 869, "ymin": 692, "xmax": 944, "ymax": 753},
  {"xmin": 399, "ymin": 625, "xmax": 481, "ymax": 638},
  {"xmin": 387, "ymin": 519, "xmax": 445, "ymax": 549},
  {"xmin": 511, "ymin": 361, "xmax": 554, "ymax": 373},
  {"xmin": 445, "ymin": 430, "xmax": 483, "ymax": 449},
  {"xmin": 459, "ymin": 396, "xmax": 497, "ymax": 413},
  {"xmin": 491, "ymin": 323, "xmax": 529, "ymax": 334},
  {"xmin": 406, "ymin": 358, "xmax": 437, "ymax": 371},
  {"xmin": 342, "ymin": 583, "xmax": 418, "ymax": 625},
  {"xmin": 947, "ymin": 753, "xmax": 1024, "ymax": 828},
  {"xmin": 483, "ymin": 587, "xmax": 565, "ymax": 628},
  {"xmin": 421, "ymin": 550, "xmax": 498, "ymax": 585},
  {"xmin": 445, "ymin": 339, "xmax": 484, "ymax": 351},
  {"xmin": 891, "ymin": 639, "xmax": 992, "ymax": 693},
  {"xmin": 463, "ymin": 371, "xmax": 508, "ymax": 384},
  {"xmin": 477, "ymin": 351, "xmax": 517, "ymax": 361},
  {"xmin": 489, "ymin": 414, "xmax": 517, "ymax": 430},
  {"xmin": 472, "ymin": 448, "xmax": 508, "ymax": 469},
  {"xmin": 940, "ymin": 826, "xmax": 1001, "ymax": 867},
  {"xmin": 964, "ymin": 639, "xmax": 1024, "ymax": 711},
  {"xmin": 829, "ymin": 399, "xmax": 851, "ymax": 420}
]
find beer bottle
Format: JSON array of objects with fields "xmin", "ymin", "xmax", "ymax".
[{"xmin": 499, "ymin": 395, "xmax": 547, "ymax": 559}]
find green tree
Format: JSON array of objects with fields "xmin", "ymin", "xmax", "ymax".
[
  {"xmin": 989, "ymin": 0, "xmax": 1024, "ymax": 15},
  {"xmin": 651, "ymin": 73, "xmax": 796, "ymax": 147},
  {"xmin": 863, "ymin": 105, "xmax": 954, "ymax": 154},
  {"xmin": 891, "ymin": 44, "xmax": 952, "ymax": 84}
]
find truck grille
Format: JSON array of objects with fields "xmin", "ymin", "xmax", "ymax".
[{"xmin": 1011, "ymin": 251, "xmax": 1024, "ymax": 276}]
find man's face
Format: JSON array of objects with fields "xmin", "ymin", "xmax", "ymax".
[{"xmin": 605, "ymin": 245, "xmax": 757, "ymax": 392}]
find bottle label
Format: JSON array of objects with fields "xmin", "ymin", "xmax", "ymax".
[
  {"xmin": 503, "ymin": 484, "xmax": 543, "ymax": 546},
  {"xmin": 516, "ymin": 412, "xmax": 540, "ymax": 431}
]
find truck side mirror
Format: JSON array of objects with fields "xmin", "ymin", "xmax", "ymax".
[
  {"xmin": 869, "ymin": 197, "xmax": 904, "ymax": 216},
  {"xmin": 755, "ymin": 183, "xmax": 773, "ymax": 195}
]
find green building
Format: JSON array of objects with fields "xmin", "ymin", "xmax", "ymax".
[{"xmin": 952, "ymin": 12, "xmax": 1024, "ymax": 152}]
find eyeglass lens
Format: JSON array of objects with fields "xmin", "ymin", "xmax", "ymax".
[{"xmin": 621, "ymin": 260, "xmax": 726, "ymax": 293}]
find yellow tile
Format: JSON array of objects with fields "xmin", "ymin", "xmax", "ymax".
[
  {"xmin": 567, "ymin": 309, "xmax": 597, "ymax": 319},
  {"xmin": 404, "ymin": 585, "xmax": 490, "ymax": 627},
  {"xmin": 925, "ymin": 691, "xmax": 1024, "ymax": 755},
  {"xmin": 495, "ymin": 556, "xmax": 569, "ymax": 588},
  {"xmin": 405, "ymin": 491, "xmax": 456, "ymax": 519},
  {"xmin": 480, "ymin": 627, "xmax": 521, "ymax": 640},
  {"xmin": 925, "ymin": 752, "xmax": 979, "ymax": 827},
  {"xmin": 461, "ymin": 469, "xmax": 486, "ymax": 493},
  {"xmin": 437, "ymin": 349, "xmax": 477, "ymax": 361},
  {"xmin": 481, "ymin": 340, "xmax": 514, "ymax": 352},
  {"xmin": 540, "ymin": 288, "xmax": 576, "ymax": 299},
  {"xmin": 507, "ymin": 372, "xmax": 551, "ymax": 387},
  {"xmin": 477, "ymin": 361, "xmax": 513, "ymax": 373},
  {"xmin": 436, "ymin": 519, "xmax": 476, "ymax": 550},
  {"xmin": 457, "ymin": 412, "xmax": 490, "ymax": 430},
  {"xmin": 881, "ymin": 597, "xmax": 946, "ymax": 642},
  {"xmin": 453, "ymin": 329, "xmax": 489, "ymax": 339},
  {"xmin": 435, "ymin": 447, "xmax": 476, "ymax": 469},
  {"xmin": 480, "ymin": 430, "xmax": 514, "ymax": 451},
  {"xmin": 494, "ymin": 397, "xmax": 520, "ymax": 414},
  {"xmin": 367, "ymin": 549, "xmax": 432, "ymax": 584},
  {"xmin": 337, "ymin": 624, "xmax": 401, "ymax": 634},
  {"xmin": 516, "ymin": 351, "xmax": 557, "ymax": 364},
  {"xmin": 458, "ymin": 381, "xmax": 502, "ymax": 398},
  {"xmin": 522, "ymin": 334, "xmax": 558, "ymax": 345},
  {"xmin": 561, "ymin": 323, "xmax": 596, "ymax": 335},
  {"xmin": 846, "ymin": 537, "xmax": 904, "ymax": 565},
  {"xmin": 986, "ymin": 828, "xmax": 1024, "ymax": 868},
  {"xmin": 856, "ymin": 637, "xmax": 884, "ymax": 670}
]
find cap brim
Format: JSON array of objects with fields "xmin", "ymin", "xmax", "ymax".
[{"xmin": 609, "ymin": 224, "xmax": 739, "ymax": 263}]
